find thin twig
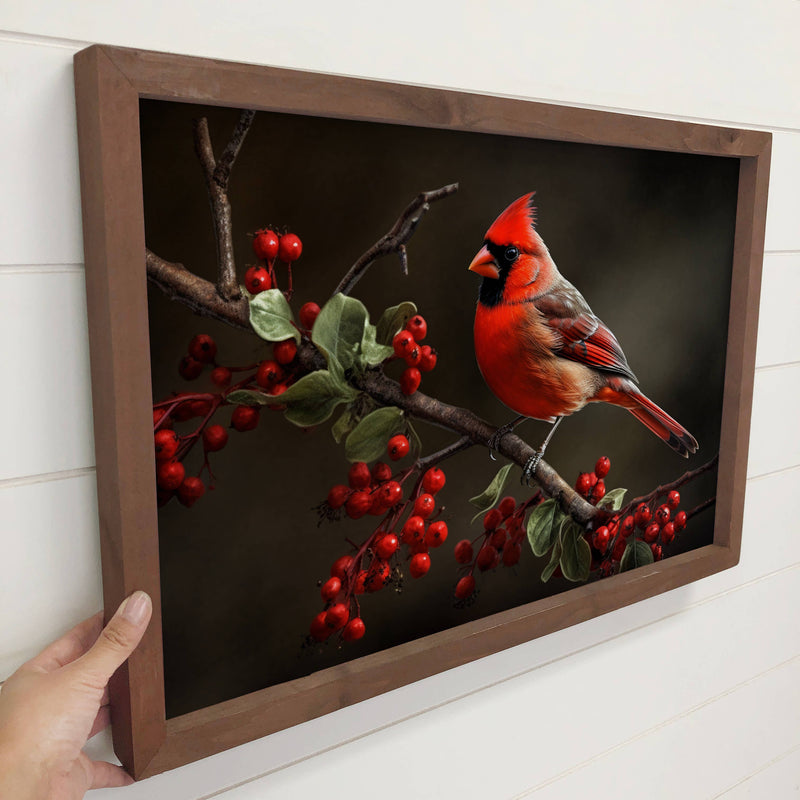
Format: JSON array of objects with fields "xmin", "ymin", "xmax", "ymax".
[
  {"xmin": 686, "ymin": 496, "xmax": 716, "ymax": 522},
  {"xmin": 334, "ymin": 183, "xmax": 459, "ymax": 296},
  {"xmin": 215, "ymin": 110, "xmax": 256, "ymax": 188}
]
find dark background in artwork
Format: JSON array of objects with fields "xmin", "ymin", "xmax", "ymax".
[{"xmin": 140, "ymin": 99, "xmax": 738, "ymax": 718}]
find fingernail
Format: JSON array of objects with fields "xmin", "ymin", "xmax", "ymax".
[{"xmin": 121, "ymin": 591, "xmax": 151, "ymax": 625}]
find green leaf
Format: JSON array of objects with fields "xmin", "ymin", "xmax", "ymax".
[
  {"xmin": 249, "ymin": 289, "xmax": 299, "ymax": 343},
  {"xmin": 312, "ymin": 293, "xmax": 369, "ymax": 371},
  {"xmin": 360, "ymin": 323, "xmax": 394, "ymax": 367},
  {"xmin": 331, "ymin": 406, "xmax": 359, "ymax": 444},
  {"xmin": 526, "ymin": 498, "xmax": 562, "ymax": 557},
  {"xmin": 540, "ymin": 536, "xmax": 563, "ymax": 583},
  {"xmin": 469, "ymin": 463, "xmax": 514, "ymax": 522},
  {"xmin": 344, "ymin": 406, "xmax": 404, "ymax": 462},
  {"xmin": 559, "ymin": 520, "xmax": 592, "ymax": 582},
  {"xmin": 226, "ymin": 389, "xmax": 272, "ymax": 407},
  {"xmin": 620, "ymin": 538, "xmax": 654, "ymax": 572},
  {"xmin": 596, "ymin": 487, "xmax": 627, "ymax": 511},
  {"xmin": 278, "ymin": 370, "xmax": 358, "ymax": 427},
  {"xmin": 376, "ymin": 301, "xmax": 417, "ymax": 345}
]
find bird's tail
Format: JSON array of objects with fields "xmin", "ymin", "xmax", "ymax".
[{"xmin": 601, "ymin": 383, "xmax": 699, "ymax": 458}]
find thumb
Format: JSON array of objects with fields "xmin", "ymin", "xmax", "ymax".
[{"xmin": 76, "ymin": 591, "xmax": 152, "ymax": 684}]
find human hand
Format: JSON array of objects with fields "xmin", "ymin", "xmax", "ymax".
[{"xmin": 0, "ymin": 591, "xmax": 152, "ymax": 799}]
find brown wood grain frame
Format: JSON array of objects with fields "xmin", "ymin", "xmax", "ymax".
[{"xmin": 73, "ymin": 44, "xmax": 770, "ymax": 779}]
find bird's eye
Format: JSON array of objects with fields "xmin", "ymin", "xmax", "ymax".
[{"xmin": 504, "ymin": 246, "xmax": 519, "ymax": 262}]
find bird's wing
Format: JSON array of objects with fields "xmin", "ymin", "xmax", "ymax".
[{"xmin": 535, "ymin": 289, "xmax": 638, "ymax": 383}]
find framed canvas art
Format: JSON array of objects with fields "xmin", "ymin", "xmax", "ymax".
[{"xmin": 74, "ymin": 44, "xmax": 770, "ymax": 778}]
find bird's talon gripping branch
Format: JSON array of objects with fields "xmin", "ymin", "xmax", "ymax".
[
  {"xmin": 487, "ymin": 415, "xmax": 526, "ymax": 458},
  {"xmin": 522, "ymin": 452, "xmax": 543, "ymax": 486}
]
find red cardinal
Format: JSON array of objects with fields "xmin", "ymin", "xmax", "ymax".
[{"xmin": 469, "ymin": 193, "xmax": 698, "ymax": 479}]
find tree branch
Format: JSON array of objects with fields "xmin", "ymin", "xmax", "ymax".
[
  {"xmin": 334, "ymin": 183, "xmax": 459, "ymax": 296},
  {"xmin": 193, "ymin": 111, "xmax": 255, "ymax": 302}
]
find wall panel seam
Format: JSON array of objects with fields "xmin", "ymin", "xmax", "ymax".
[
  {"xmin": 0, "ymin": 264, "xmax": 84, "ymax": 273},
  {"xmin": 0, "ymin": 466, "xmax": 95, "ymax": 490},
  {"xmin": 709, "ymin": 742, "xmax": 800, "ymax": 799}
]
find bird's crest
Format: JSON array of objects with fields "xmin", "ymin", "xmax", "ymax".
[{"xmin": 485, "ymin": 192, "xmax": 538, "ymax": 249}]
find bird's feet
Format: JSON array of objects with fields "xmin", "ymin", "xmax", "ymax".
[
  {"xmin": 487, "ymin": 417, "xmax": 525, "ymax": 461},
  {"xmin": 521, "ymin": 450, "xmax": 543, "ymax": 486}
]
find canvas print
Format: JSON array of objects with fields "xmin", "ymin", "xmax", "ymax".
[{"xmin": 141, "ymin": 100, "xmax": 737, "ymax": 717}]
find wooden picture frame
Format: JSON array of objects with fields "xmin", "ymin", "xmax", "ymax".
[{"xmin": 73, "ymin": 44, "xmax": 770, "ymax": 779}]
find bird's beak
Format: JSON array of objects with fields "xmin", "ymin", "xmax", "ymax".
[{"xmin": 468, "ymin": 245, "xmax": 500, "ymax": 279}]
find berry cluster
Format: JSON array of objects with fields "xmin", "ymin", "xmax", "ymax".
[
  {"xmin": 573, "ymin": 456, "xmax": 691, "ymax": 575},
  {"xmin": 391, "ymin": 315, "xmax": 437, "ymax": 396},
  {"xmin": 452, "ymin": 495, "xmax": 533, "ymax": 601},
  {"xmin": 310, "ymin": 452, "xmax": 448, "ymax": 645},
  {"xmin": 245, "ymin": 228, "xmax": 303, "ymax": 299}
]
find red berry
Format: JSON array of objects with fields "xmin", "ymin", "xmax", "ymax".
[
  {"xmin": 154, "ymin": 429, "xmax": 180, "ymax": 461},
  {"xmin": 655, "ymin": 504, "xmax": 671, "ymax": 526},
  {"xmin": 409, "ymin": 552, "xmax": 431, "ymax": 578},
  {"xmin": 253, "ymin": 229, "xmax": 280, "ymax": 261},
  {"xmin": 476, "ymin": 544, "xmax": 498, "ymax": 571},
  {"xmin": 413, "ymin": 493, "xmax": 436, "ymax": 519},
  {"xmin": 244, "ymin": 265, "xmax": 272, "ymax": 294},
  {"xmin": 211, "ymin": 366, "xmax": 232, "ymax": 387},
  {"xmin": 375, "ymin": 533, "xmax": 400, "ymax": 560},
  {"xmin": 325, "ymin": 603, "xmax": 349, "ymax": 630},
  {"xmin": 232, "ymin": 405, "xmax": 259, "ymax": 432},
  {"xmin": 189, "ymin": 399, "xmax": 212, "ymax": 418},
  {"xmin": 157, "ymin": 460, "xmax": 185, "ymax": 491},
  {"xmin": 202, "ymin": 423, "xmax": 228, "ymax": 452},
  {"xmin": 661, "ymin": 522, "xmax": 676, "ymax": 544},
  {"xmin": 345, "ymin": 491, "xmax": 372, "ymax": 519},
  {"xmin": 178, "ymin": 355, "xmax": 203, "ymax": 380},
  {"xmin": 454, "ymin": 539, "xmax": 474, "ymax": 564},
  {"xmin": 455, "ymin": 575, "xmax": 476, "ymax": 599},
  {"xmin": 593, "ymin": 525, "xmax": 610, "ymax": 552},
  {"xmin": 188, "ymin": 334, "xmax": 217, "ymax": 364},
  {"xmin": 348, "ymin": 462, "xmax": 371, "ymax": 490},
  {"xmin": 299, "ymin": 302, "xmax": 321, "ymax": 330},
  {"xmin": 387, "ymin": 434, "xmax": 410, "ymax": 461},
  {"xmin": 371, "ymin": 462, "xmax": 393, "ymax": 483},
  {"xmin": 425, "ymin": 520, "xmax": 448, "ymax": 548},
  {"xmin": 331, "ymin": 555, "xmax": 354, "ymax": 581},
  {"xmin": 153, "ymin": 408, "xmax": 171, "ymax": 429},
  {"xmin": 621, "ymin": 515, "xmax": 635, "ymax": 537},
  {"xmin": 273, "ymin": 339, "xmax": 297, "ymax": 365},
  {"xmin": 502, "ymin": 541, "xmax": 522, "ymax": 566},
  {"xmin": 326, "ymin": 484, "xmax": 350, "ymax": 510},
  {"xmin": 651, "ymin": 544, "xmax": 663, "ymax": 561},
  {"xmin": 422, "ymin": 467, "xmax": 446, "ymax": 495},
  {"xmin": 405, "ymin": 315, "xmax": 427, "ymax": 342},
  {"xmin": 575, "ymin": 472, "xmax": 593, "ymax": 496},
  {"xmin": 278, "ymin": 232, "xmax": 303, "ymax": 262},
  {"xmin": 594, "ymin": 455, "xmax": 611, "ymax": 479},
  {"xmin": 379, "ymin": 481, "xmax": 403, "ymax": 507},
  {"xmin": 310, "ymin": 611, "xmax": 331, "ymax": 641},
  {"xmin": 353, "ymin": 570, "xmax": 368, "ymax": 595},
  {"xmin": 419, "ymin": 346, "xmax": 437, "ymax": 372},
  {"xmin": 634, "ymin": 503, "xmax": 651, "ymax": 529},
  {"xmin": 400, "ymin": 367, "xmax": 421, "ymax": 395},
  {"xmin": 368, "ymin": 491, "xmax": 387, "ymax": 516},
  {"xmin": 256, "ymin": 360, "xmax": 284, "ymax": 389},
  {"xmin": 321, "ymin": 577, "xmax": 341, "ymax": 602},
  {"xmin": 498, "ymin": 496, "xmax": 516, "ymax": 518},
  {"xmin": 401, "ymin": 515, "xmax": 426, "ymax": 546},
  {"xmin": 612, "ymin": 536, "xmax": 627, "ymax": 560},
  {"xmin": 644, "ymin": 522, "xmax": 661, "ymax": 543},
  {"xmin": 591, "ymin": 479, "xmax": 606, "ymax": 503},
  {"xmin": 490, "ymin": 528, "xmax": 507, "ymax": 549},
  {"xmin": 404, "ymin": 346, "xmax": 422, "ymax": 367},
  {"xmin": 667, "ymin": 490, "xmax": 681, "ymax": 509},
  {"xmin": 674, "ymin": 510, "xmax": 688, "ymax": 530},
  {"xmin": 177, "ymin": 476, "xmax": 205, "ymax": 507},
  {"xmin": 365, "ymin": 560, "xmax": 391, "ymax": 592},
  {"xmin": 483, "ymin": 508, "xmax": 503, "ymax": 531},
  {"xmin": 392, "ymin": 330, "xmax": 415, "ymax": 358},
  {"xmin": 342, "ymin": 617, "xmax": 366, "ymax": 642}
]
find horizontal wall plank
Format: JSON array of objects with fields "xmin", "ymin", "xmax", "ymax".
[
  {"xmin": 719, "ymin": 744, "xmax": 800, "ymax": 798},
  {"xmin": 0, "ymin": 38, "xmax": 84, "ymax": 265},
  {"xmin": 764, "ymin": 132, "xmax": 800, "ymax": 252},
  {"xmin": 755, "ymin": 253, "xmax": 800, "ymax": 369},
  {"xmin": 0, "ymin": 473, "xmax": 102, "ymax": 680},
  {"xmin": 0, "ymin": 269, "xmax": 95, "ymax": 480},
  {"xmin": 2, "ymin": 1, "xmax": 800, "ymax": 131},
  {"xmin": 522, "ymin": 656, "xmax": 800, "ymax": 799}
]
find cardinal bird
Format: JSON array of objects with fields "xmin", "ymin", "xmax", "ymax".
[{"xmin": 469, "ymin": 193, "xmax": 698, "ymax": 481}]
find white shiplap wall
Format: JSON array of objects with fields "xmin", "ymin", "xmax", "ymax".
[{"xmin": 1, "ymin": 2, "xmax": 799, "ymax": 797}]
